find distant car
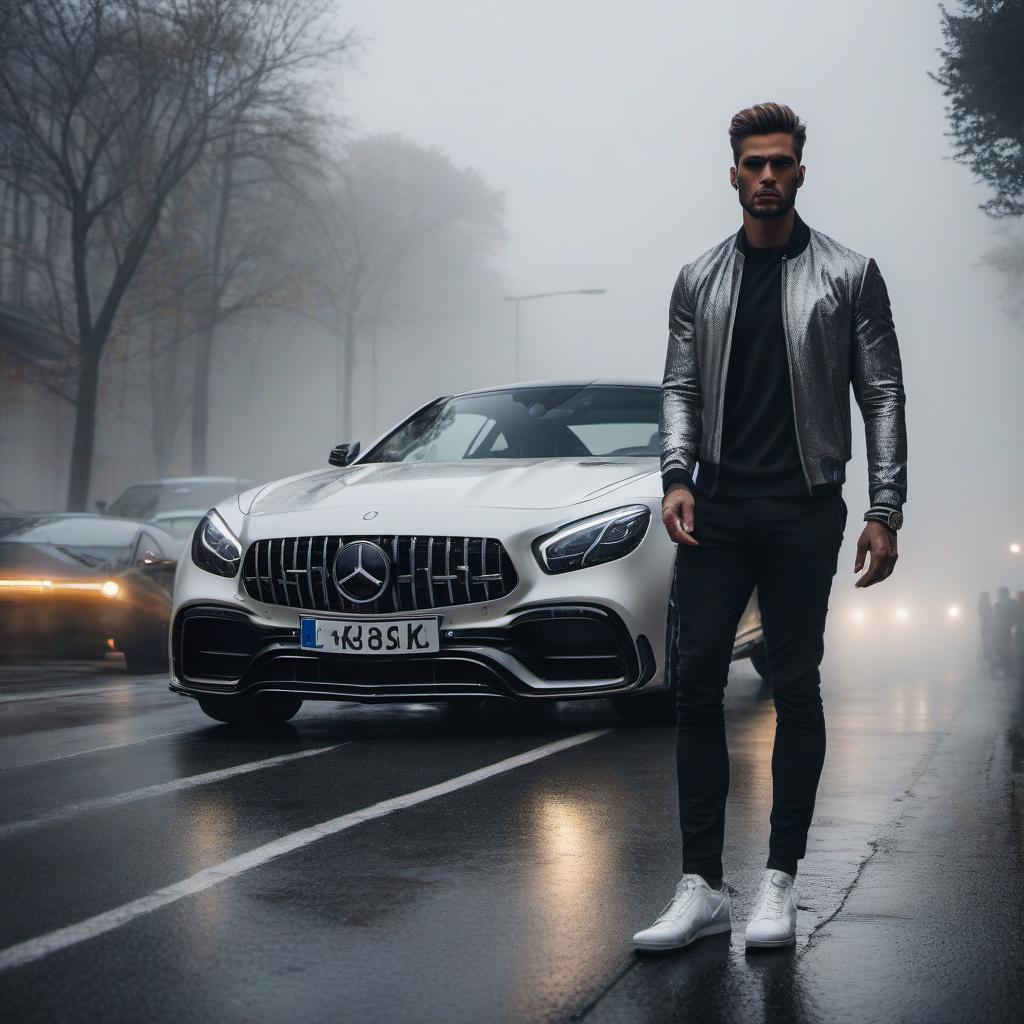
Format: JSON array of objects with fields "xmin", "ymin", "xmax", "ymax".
[
  {"xmin": 103, "ymin": 476, "xmax": 256, "ymax": 520},
  {"xmin": 0, "ymin": 514, "xmax": 178, "ymax": 672},
  {"xmin": 149, "ymin": 509, "xmax": 207, "ymax": 544},
  {"xmin": 170, "ymin": 378, "xmax": 766, "ymax": 727}
]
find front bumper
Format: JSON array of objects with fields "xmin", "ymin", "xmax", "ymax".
[{"xmin": 170, "ymin": 601, "xmax": 657, "ymax": 703}]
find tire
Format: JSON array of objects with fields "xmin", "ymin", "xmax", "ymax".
[
  {"xmin": 749, "ymin": 642, "xmax": 772, "ymax": 683},
  {"xmin": 197, "ymin": 694, "xmax": 303, "ymax": 726}
]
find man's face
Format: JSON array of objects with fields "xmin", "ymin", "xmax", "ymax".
[{"xmin": 730, "ymin": 132, "xmax": 805, "ymax": 220}]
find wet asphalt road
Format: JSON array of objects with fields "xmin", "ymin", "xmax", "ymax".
[{"xmin": 0, "ymin": 638, "xmax": 1021, "ymax": 1024}]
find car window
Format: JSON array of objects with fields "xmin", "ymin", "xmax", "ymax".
[
  {"xmin": 107, "ymin": 485, "xmax": 159, "ymax": 518},
  {"xmin": 155, "ymin": 515, "xmax": 203, "ymax": 540},
  {"xmin": 134, "ymin": 531, "xmax": 165, "ymax": 564},
  {"xmin": 362, "ymin": 386, "xmax": 661, "ymax": 462},
  {"xmin": 568, "ymin": 422, "xmax": 660, "ymax": 455},
  {"xmin": 0, "ymin": 516, "xmax": 139, "ymax": 568},
  {"xmin": 402, "ymin": 412, "xmax": 494, "ymax": 462},
  {"xmin": 109, "ymin": 480, "xmax": 247, "ymax": 516}
]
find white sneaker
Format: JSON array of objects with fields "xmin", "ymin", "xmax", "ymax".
[
  {"xmin": 632, "ymin": 874, "xmax": 732, "ymax": 952},
  {"xmin": 744, "ymin": 869, "xmax": 798, "ymax": 948}
]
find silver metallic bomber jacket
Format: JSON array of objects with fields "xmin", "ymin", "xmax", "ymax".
[{"xmin": 659, "ymin": 210, "xmax": 907, "ymax": 510}]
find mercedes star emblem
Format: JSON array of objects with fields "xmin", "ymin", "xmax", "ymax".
[{"xmin": 333, "ymin": 540, "xmax": 391, "ymax": 603}]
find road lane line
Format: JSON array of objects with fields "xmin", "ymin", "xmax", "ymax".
[
  {"xmin": 0, "ymin": 728, "xmax": 610, "ymax": 971},
  {"xmin": 0, "ymin": 745, "xmax": 346, "ymax": 839},
  {"xmin": 0, "ymin": 682, "xmax": 162, "ymax": 704},
  {"xmin": 0, "ymin": 729, "xmax": 200, "ymax": 771}
]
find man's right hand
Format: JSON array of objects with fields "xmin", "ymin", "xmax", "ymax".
[{"xmin": 661, "ymin": 485, "xmax": 698, "ymax": 546}]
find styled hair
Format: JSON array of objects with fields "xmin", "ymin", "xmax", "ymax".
[{"xmin": 729, "ymin": 103, "xmax": 806, "ymax": 164}]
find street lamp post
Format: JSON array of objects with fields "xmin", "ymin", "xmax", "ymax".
[{"xmin": 503, "ymin": 288, "xmax": 606, "ymax": 380}]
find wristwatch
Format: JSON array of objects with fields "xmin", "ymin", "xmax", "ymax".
[{"xmin": 863, "ymin": 505, "xmax": 903, "ymax": 532}]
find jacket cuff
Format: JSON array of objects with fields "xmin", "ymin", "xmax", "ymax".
[
  {"xmin": 662, "ymin": 468, "xmax": 695, "ymax": 496},
  {"xmin": 871, "ymin": 487, "xmax": 903, "ymax": 510}
]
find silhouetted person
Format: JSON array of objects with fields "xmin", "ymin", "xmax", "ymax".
[
  {"xmin": 1014, "ymin": 591, "xmax": 1024, "ymax": 678},
  {"xmin": 990, "ymin": 587, "xmax": 1020, "ymax": 678},
  {"xmin": 977, "ymin": 591, "xmax": 993, "ymax": 666}
]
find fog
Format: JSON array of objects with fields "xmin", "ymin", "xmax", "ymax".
[
  {"xmin": 3, "ymin": 0, "xmax": 1021, "ymax": 634},
  {"xmin": 324, "ymin": 0, "xmax": 1023, "ymax": 619}
]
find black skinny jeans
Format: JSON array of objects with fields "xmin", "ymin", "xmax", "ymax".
[{"xmin": 672, "ymin": 489, "xmax": 847, "ymax": 880}]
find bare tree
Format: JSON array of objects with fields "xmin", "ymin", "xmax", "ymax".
[
  {"xmin": 0, "ymin": 0, "xmax": 355, "ymax": 508},
  {"xmin": 300, "ymin": 135, "xmax": 507, "ymax": 441}
]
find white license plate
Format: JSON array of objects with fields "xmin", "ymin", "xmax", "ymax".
[{"xmin": 300, "ymin": 616, "xmax": 440, "ymax": 655}]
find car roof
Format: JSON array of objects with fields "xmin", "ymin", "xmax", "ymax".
[
  {"xmin": 454, "ymin": 376, "xmax": 661, "ymax": 398},
  {"xmin": 1, "ymin": 511, "xmax": 160, "ymax": 530},
  {"xmin": 0, "ymin": 513, "xmax": 179, "ymax": 545},
  {"xmin": 118, "ymin": 476, "xmax": 248, "ymax": 487}
]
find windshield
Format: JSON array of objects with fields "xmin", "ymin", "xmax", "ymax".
[
  {"xmin": 0, "ymin": 516, "xmax": 140, "ymax": 571},
  {"xmin": 152, "ymin": 514, "xmax": 204, "ymax": 540},
  {"xmin": 362, "ymin": 386, "xmax": 661, "ymax": 463},
  {"xmin": 107, "ymin": 479, "xmax": 246, "ymax": 518}
]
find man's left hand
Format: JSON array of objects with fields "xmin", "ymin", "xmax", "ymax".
[{"xmin": 854, "ymin": 521, "xmax": 898, "ymax": 588}]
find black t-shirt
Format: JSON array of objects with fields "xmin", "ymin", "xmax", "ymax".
[{"xmin": 697, "ymin": 242, "xmax": 809, "ymax": 497}]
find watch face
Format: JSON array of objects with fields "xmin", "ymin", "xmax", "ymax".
[{"xmin": 888, "ymin": 510, "xmax": 904, "ymax": 530}]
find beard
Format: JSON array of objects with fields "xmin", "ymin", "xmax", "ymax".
[{"xmin": 739, "ymin": 188, "xmax": 796, "ymax": 220}]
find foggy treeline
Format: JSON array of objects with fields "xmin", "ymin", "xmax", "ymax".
[
  {"xmin": 0, "ymin": 0, "xmax": 1022, "ymax": 602},
  {"xmin": 0, "ymin": 0, "xmax": 507, "ymax": 510}
]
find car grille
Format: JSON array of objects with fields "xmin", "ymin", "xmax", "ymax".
[{"xmin": 241, "ymin": 535, "xmax": 519, "ymax": 613}]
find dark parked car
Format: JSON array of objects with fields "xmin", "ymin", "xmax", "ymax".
[
  {"xmin": 0, "ymin": 514, "xmax": 178, "ymax": 672},
  {"xmin": 102, "ymin": 476, "xmax": 256, "ymax": 520}
]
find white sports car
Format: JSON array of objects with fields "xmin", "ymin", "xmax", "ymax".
[{"xmin": 170, "ymin": 378, "xmax": 766, "ymax": 725}]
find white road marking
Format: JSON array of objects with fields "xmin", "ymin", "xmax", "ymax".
[
  {"xmin": 0, "ymin": 729, "xmax": 200, "ymax": 771},
  {"xmin": 0, "ymin": 682, "xmax": 161, "ymax": 704},
  {"xmin": 0, "ymin": 745, "xmax": 345, "ymax": 839},
  {"xmin": 0, "ymin": 703, "xmax": 378, "ymax": 770},
  {"xmin": 0, "ymin": 728, "xmax": 610, "ymax": 971}
]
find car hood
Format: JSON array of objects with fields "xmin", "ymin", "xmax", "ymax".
[{"xmin": 244, "ymin": 459, "xmax": 659, "ymax": 515}]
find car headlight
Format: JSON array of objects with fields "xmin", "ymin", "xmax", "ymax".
[
  {"xmin": 533, "ymin": 504, "xmax": 650, "ymax": 574},
  {"xmin": 191, "ymin": 510, "xmax": 242, "ymax": 578}
]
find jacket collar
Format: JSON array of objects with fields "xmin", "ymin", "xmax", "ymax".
[{"xmin": 734, "ymin": 208, "xmax": 811, "ymax": 258}]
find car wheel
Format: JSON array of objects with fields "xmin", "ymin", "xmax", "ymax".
[
  {"xmin": 749, "ymin": 641, "xmax": 772, "ymax": 683},
  {"xmin": 613, "ymin": 584, "xmax": 680, "ymax": 725},
  {"xmin": 197, "ymin": 694, "xmax": 303, "ymax": 726}
]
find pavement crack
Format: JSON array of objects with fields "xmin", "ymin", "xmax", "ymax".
[
  {"xmin": 797, "ymin": 838, "xmax": 882, "ymax": 957},
  {"xmin": 798, "ymin": 701, "xmax": 970, "ymax": 959}
]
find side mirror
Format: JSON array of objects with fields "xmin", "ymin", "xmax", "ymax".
[
  {"xmin": 329, "ymin": 440, "xmax": 361, "ymax": 467},
  {"xmin": 94, "ymin": 500, "xmax": 108, "ymax": 514}
]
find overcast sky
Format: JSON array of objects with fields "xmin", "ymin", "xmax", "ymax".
[{"xmin": 319, "ymin": 0, "xmax": 1024, "ymax": 597}]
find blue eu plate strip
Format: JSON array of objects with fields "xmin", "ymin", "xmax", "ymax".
[{"xmin": 300, "ymin": 619, "xmax": 319, "ymax": 649}]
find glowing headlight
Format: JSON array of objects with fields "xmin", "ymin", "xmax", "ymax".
[
  {"xmin": 533, "ymin": 505, "xmax": 650, "ymax": 574},
  {"xmin": 191, "ymin": 510, "xmax": 242, "ymax": 578}
]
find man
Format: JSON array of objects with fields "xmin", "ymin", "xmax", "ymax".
[{"xmin": 633, "ymin": 102, "xmax": 907, "ymax": 953}]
